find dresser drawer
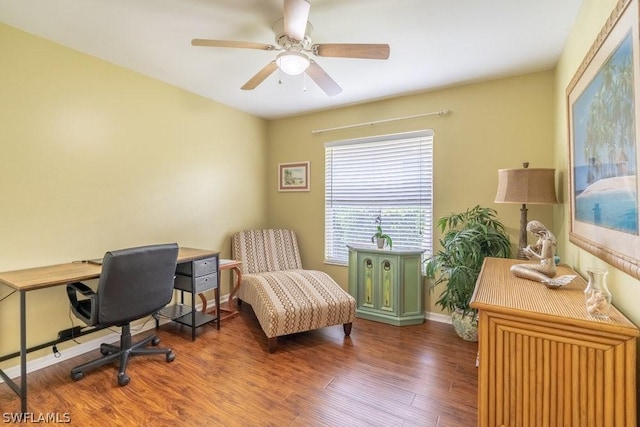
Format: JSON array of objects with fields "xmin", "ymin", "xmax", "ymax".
[
  {"xmin": 175, "ymin": 256, "xmax": 217, "ymax": 277},
  {"xmin": 174, "ymin": 272, "xmax": 218, "ymax": 293}
]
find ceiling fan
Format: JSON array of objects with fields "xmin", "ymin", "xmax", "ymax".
[{"xmin": 191, "ymin": 0, "xmax": 390, "ymax": 96}]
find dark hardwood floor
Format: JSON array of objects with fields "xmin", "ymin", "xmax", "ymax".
[{"xmin": 1, "ymin": 304, "xmax": 478, "ymax": 426}]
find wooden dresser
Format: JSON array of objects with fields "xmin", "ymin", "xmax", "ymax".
[{"xmin": 470, "ymin": 257, "xmax": 639, "ymax": 427}]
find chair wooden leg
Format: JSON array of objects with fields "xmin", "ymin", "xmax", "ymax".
[
  {"xmin": 267, "ymin": 337, "xmax": 277, "ymax": 353},
  {"xmin": 343, "ymin": 322, "xmax": 352, "ymax": 336}
]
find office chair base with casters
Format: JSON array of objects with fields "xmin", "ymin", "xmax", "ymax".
[
  {"xmin": 69, "ymin": 324, "xmax": 175, "ymax": 386},
  {"xmin": 66, "ymin": 243, "xmax": 179, "ymax": 386}
]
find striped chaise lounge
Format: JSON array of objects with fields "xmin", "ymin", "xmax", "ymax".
[{"xmin": 231, "ymin": 229, "xmax": 356, "ymax": 352}]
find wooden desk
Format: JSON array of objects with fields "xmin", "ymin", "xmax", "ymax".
[
  {"xmin": 199, "ymin": 259, "xmax": 242, "ymax": 321},
  {"xmin": 471, "ymin": 257, "xmax": 639, "ymax": 427},
  {"xmin": 0, "ymin": 247, "xmax": 218, "ymax": 414}
]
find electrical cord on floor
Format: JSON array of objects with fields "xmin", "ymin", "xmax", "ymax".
[{"xmin": 131, "ymin": 315, "xmax": 155, "ymax": 333}]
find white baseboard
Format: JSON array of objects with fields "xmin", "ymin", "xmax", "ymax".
[{"xmin": 424, "ymin": 311, "xmax": 452, "ymax": 324}]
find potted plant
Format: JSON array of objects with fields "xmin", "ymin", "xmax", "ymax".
[
  {"xmin": 371, "ymin": 214, "xmax": 393, "ymax": 249},
  {"xmin": 425, "ymin": 205, "xmax": 512, "ymax": 341}
]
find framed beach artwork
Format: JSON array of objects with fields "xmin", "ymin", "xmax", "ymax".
[
  {"xmin": 567, "ymin": 0, "xmax": 640, "ymax": 279},
  {"xmin": 278, "ymin": 161, "xmax": 310, "ymax": 192}
]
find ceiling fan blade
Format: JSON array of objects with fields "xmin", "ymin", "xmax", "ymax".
[
  {"xmin": 284, "ymin": 0, "xmax": 310, "ymax": 41},
  {"xmin": 312, "ymin": 43, "xmax": 390, "ymax": 60},
  {"xmin": 241, "ymin": 61, "xmax": 279, "ymax": 90},
  {"xmin": 306, "ymin": 61, "xmax": 342, "ymax": 96},
  {"xmin": 191, "ymin": 39, "xmax": 275, "ymax": 51}
]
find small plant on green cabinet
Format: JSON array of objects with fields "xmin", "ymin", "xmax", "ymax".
[{"xmin": 371, "ymin": 214, "xmax": 393, "ymax": 249}]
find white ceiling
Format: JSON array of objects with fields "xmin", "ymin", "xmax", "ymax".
[{"xmin": 0, "ymin": 0, "xmax": 583, "ymax": 119}]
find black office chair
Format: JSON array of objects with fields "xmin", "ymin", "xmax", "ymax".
[{"xmin": 66, "ymin": 243, "xmax": 179, "ymax": 386}]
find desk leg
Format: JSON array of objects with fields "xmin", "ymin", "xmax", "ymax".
[
  {"xmin": 20, "ymin": 290, "xmax": 27, "ymax": 413},
  {"xmin": 215, "ymin": 284, "xmax": 220, "ymax": 330},
  {"xmin": 190, "ymin": 288, "xmax": 196, "ymax": 342}
]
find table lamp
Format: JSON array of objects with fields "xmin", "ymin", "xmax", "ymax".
[{"xmin": 494, "ymin": 162, "xmax": 557, "ymax": 259}]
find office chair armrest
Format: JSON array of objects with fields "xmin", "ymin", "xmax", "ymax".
[
  {"xmin": 66, "ymin": 282, "xmax": 95, "ymax": 298},
  {"xmin": 66, "ymin": 282, "xmax": 98, "ymax": 325}
]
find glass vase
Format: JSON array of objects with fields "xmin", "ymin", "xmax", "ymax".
[{"xmin": 584, "ymin": 268, "xmax": 611, "ymax": 319}]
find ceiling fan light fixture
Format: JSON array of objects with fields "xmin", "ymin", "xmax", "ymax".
[{"xmin": 276, "ymin": 51, "xmax": 310, "ymax": 75}]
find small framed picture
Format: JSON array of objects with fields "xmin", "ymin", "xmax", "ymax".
[{"xmin": 278, "ymin": 161, "xmax": 310, "ymax": 192}]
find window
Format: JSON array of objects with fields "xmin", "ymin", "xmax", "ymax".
[{"xmin": 324, "ymin": 130, "xmax": 433, "ymax": 265}]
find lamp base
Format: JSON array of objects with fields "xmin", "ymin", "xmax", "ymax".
[{"xmin": 517, "ymin": 204, "xmax": 528, "ymax": 260}]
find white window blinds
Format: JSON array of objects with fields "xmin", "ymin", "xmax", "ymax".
[{"xmin": 324, "ymin": 130, "xmax": 433, "ymax": 264}]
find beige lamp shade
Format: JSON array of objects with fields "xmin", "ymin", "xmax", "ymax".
[
  {"xmin": 495, "ymin": 166, "xmax": 557, "ymax": 260},
  {"xmin": 495, "ymin": 168, "xmax": 558, "ymax": 204}
]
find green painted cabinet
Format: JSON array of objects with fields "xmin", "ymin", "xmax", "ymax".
[{"xmin": 347, "ymin": 245, "xmax": 425, "ymax": 326}]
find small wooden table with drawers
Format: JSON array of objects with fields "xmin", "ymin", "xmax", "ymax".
[{"xmin": 199, "ymin": 259, "xmax": 242, "ymax": 321}]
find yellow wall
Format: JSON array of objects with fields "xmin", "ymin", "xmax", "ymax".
[
  {"xmin": 0, "ymin": 24, "xmax": 268, "ymax": 358},
  {"xmin": 4, "ymin": 0, "xmax": 639, "ymax": 367},
  {"xmin": 267, "ymin": 71, "xmax": 556, "ymax": 314},
  {"xmin": 555, "ymin": 0, "xmax": 640, "ymax": 325}
]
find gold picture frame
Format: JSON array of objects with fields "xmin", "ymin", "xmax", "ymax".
[
  {"xmin": 567, "ymin": 0, "xmax": 640, "ymax": 279},
  {"xmin": 278, "ymin": 161, "xmax": 310, "ymax": 192}
]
